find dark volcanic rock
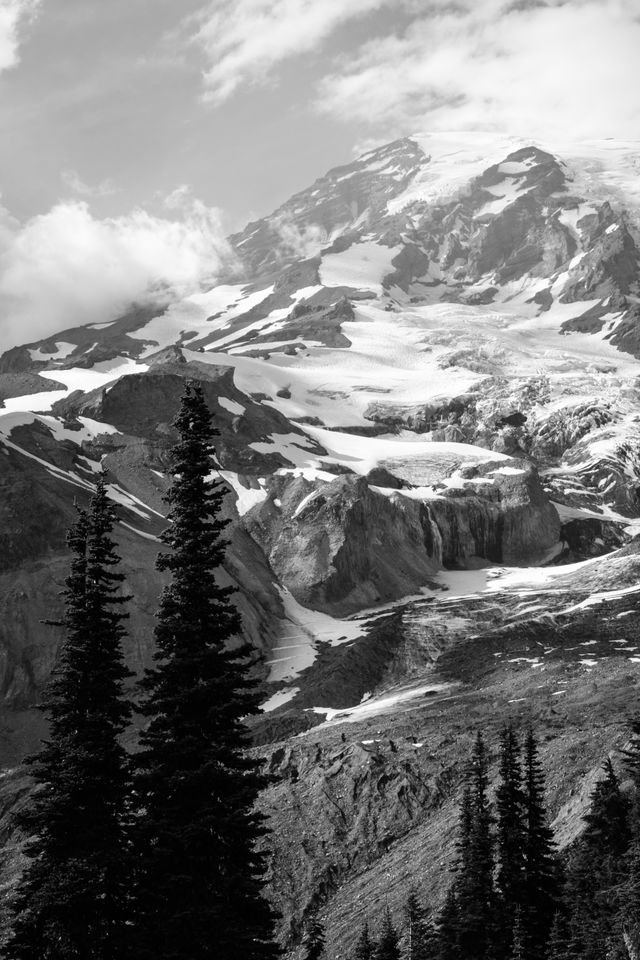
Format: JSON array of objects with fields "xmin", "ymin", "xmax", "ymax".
[
  {"xmin": 51, "ymin": 364, "xmax": 326, "ymax": 474},
  {"xmin": 246, "ymin": 475, "xmax": 440, "ymax": 615},
  {"xmin": 428, "ymin": 463, "xmax": 560, "ymax": 566},
  {"xmin": 245, "ymin": 464, "xmax": 560, "ymax": 614},
  {"xmin": 0, "ymin": 304, "xmax": 169, "ymax": 374},
  {"xmin": 385, "ymin": 244, "xmax": 431, "ymax": 292},
  {"xmin": 470, "ymin": 194, "xmax": 574, "ymax": 283},
  {"xmin": 0, "ymin": 373, "xmax": 66, "ymax": 405},
  {"xmin": 560, "ymin": 216, "xmax": 640, "ymax": 304},
  {"xmin": 230, "ymin": 138, "xmax": 426, "ymax": 278}
]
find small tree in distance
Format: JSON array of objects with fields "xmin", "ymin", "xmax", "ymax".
[
  {"xmin": 353, "ymin": 922, "xmax": 375, "ymax": 960},
  {"xmin": 302, "ymin": 917, "xmax": 325, "ymax": 960},
  {"xmin": 131, "ymin": 381, "xmax": 280, "ymax": 960},
  {"xmin": 374, "ymin": 909, "xmax": 400, "ymax": 960},
  {"xmin": 405, "ymin": 889, "xmax": 438, "ymax": 960}
]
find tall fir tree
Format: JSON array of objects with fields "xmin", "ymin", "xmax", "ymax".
[
  {"xmin": 495, "ymin": 726, "xmax": 526, "ymax": 960},
  {"xmin": 131, "ymin": 382, "xmax": 279, "ymax": 960},
  {"xmin": 456, "ymin": 733, "xmax": 495, "ymax": 960},
  {"xmin": 405, "ymin": 889, "xmax": 438, "ymax": 960},
  {"xmin": 353, "ymin": 923, "xmax": 375, "ymax": 960},
  {"xmin": 374, "ymin": 910, "xmax": 401, "ymax": 960},
  {"xmin": 7, "ymin": 475, "xmax": 132, "ymax": 960},
  {"xmin": 436, "ymin": 886, "xmax": 459, "ymax": 960},
  {"xmin": 546, "ymin": 912, "xmax": 568, "ymax": 960},
  {"xmin": 581, "ymin": 758, "xmax": 631, "ymax": 862},
  {"xmin": 622, "ymin": 715, "xmax": 640, "ymax": 790},
  {"xmin": 616, "ymin": 840, "xmax": 640, "ymax": 960},
  {"xmin": 521, "ymin": 729, "xmax": 558, "ymax": 960},
  {"xmin": 564, "ymin": 758, "xmax": 630, "ymax": 960}
]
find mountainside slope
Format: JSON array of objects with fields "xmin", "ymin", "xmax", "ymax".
[{"xmin": 1, "ymin": 131, "xmax": 640, "ymax": 955}]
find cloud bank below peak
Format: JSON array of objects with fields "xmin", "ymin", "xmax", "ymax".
[{"xmin": 0, "ymin": 194, "xmax": 236, "ymax": 353}]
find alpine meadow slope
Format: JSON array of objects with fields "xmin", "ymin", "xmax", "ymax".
[{"xmin": 1, "ymin": 131, "xmax": 640, "ymax": 954}]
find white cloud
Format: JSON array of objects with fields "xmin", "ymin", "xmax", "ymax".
[
  {"xmin": 162, "ymin": 184, "xmax": 196, "ymax": 211},
  {"xmin": 316, "ymin": 0, "xmax": 640, "ymax": 142},
  {"xmin": 192, "ymin": 0, "xmax": 393, "ymax": 104},
  {"xmin": 0, "ymin": 0, "xmax": 40, "ymax": 72},
  {"xmin": 0, "ymin": 196, "xmax": 236, "ymax": 351},
  {"xmin": 0, "ymin": 196, "xmax": 19, "ymax": 248},
  {"xmin": 271, "ymin": 212, "xmax": 327, "ymax": 261},
  {"xmin": 61, "ymin": 169, "xmax": 119, "ymax": 198}
]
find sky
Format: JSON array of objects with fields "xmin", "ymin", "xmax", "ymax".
[{"xmin": 0, "ymin": 0, "xmax": 639, "ymax": 349}]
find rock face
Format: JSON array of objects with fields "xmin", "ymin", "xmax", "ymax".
[
  {"xmin": 426, "ymin": 463, "xmax": 561, "ymax": 567},
  {"xmin": 229, "ymin": 138, "xmax": 426, "ymax": 278},
  {"xmin": 246, "ymin": 475, "xmax": 440, "ymax": 615},
  {"xmin": 260, "ymin": 737, "xmax": 457, "ymax": 944},
  {"xmin": 246, "ymin": 464, "xmax": 560, "ymax": 614}
]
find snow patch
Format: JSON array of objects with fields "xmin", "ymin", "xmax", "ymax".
[
  {"xmin": 28, "ymin": 341, "xmax": 77, "ymax": 362},
  {"xmin": 217, "ymin": 396, "xmax": 246, "ymax": 416},
  {"xmin": 309, "ymin": 680, "xmax": 455, "ymax": 727},
  {"xmin": 319, "ymin": 241, "xmax": 401, "ymax": 295},
  {"xmin": 260, "ymin": 687, "xmax": 300, "ymax": 713},
  {"xmin": 266, "ymin": 588, "xmax": 367, "ymax": 682},
  {"xmin": 218, "ymin": 472, "xmax": 267, "ymax": 516}
]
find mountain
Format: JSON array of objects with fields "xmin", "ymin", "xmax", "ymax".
[{"xmin": 1, "ymin": 131, "xmax": 640, "ymax": 954}]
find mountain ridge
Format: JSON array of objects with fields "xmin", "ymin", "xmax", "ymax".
[{"xmin": 1, "ymin": 132, "xmax": 640, "ymax": 955}]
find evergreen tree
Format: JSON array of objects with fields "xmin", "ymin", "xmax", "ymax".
[
  {"xmin": 353, "ymin": 923, "xmax": 375, "ymax": 960},
  {"xmin": 456, "ymin": 785, "xmax": 474, "ymax": 881},
  {"xmin": 546, "ymin": 912, "xmax": 568, "ymax": 960},
  {"xmin": 564, "ymin": 758, "xmax": 631, "ymax": 960},
  {"xmin": 622, "ymin": 715, "xmax": 640, "ymax": 792},
  {"xmin": 302, "ymin": 917, "xmax": 325, "ymax": 960},
  {"xmin": 7, "ymin": 476, "xmax": 132, "ymax": 960},
  {"xmin": 617, "ymin": 840, "xmax": 640, "ymax": 960},
  {"xmin": 495, "ymin": 726, "xmax": 526, "ymax": 960},
  {"xmin": 131, "ymin": 382, "xmax": 279, "ymax": 960},
  {"xmin": 405, "ymin": 889, "xmax": 438, "ymax": 960},
  {"xmin": 456, "ymin": 733, "xmax": 495, "ymax": 960},
  {"xmin": 582, "ymin": 758, "xmax": 631, "ymax": 861},
  {"xmin": 521, "ymin": 729, "xmax": 558, "ymax": 960},
  {"xmin": 374, "ymin": 910, "xmax": 401, "ymax": 960},
  {"xmin": 436, "ymin": 886, "xmax": 459, "ymax": 960},
  {"xmin": 622, "ymin": 715, "xmax": 640, "ymax": 836}
]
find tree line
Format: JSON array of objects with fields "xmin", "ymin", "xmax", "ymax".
[
  {"xmin": 4, "ymin": 380, "xmax": 640, "ymax": 960},
  {"xmin": 4, "ymin": 382, "xmax": 279, "ymax": 960},
  {"xmin": 342, "ymin": 724, "xmax": 640, "ymax": 960}
]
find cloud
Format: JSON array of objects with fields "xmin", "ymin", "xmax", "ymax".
[
  {"xmin": 0, "ymin": 0, "xmax": 40, "ymax": 72},
  {"xmin": 0, "ymin": 195, "xmax": 236, "ymax": 351},
  {"xmin": 61, "ymin": 169, "xmax": 119, "ymax": 198},
  {"xmin": 316, "ymin": 0, "xmax": 640, "ymax": 141},
  {"xmin": 271, "ymin": 212, "xmax": 327, "ymax": 261},
  {"xmin": 191, "ymin": 0, "xmax": 394, "ymax": 104}
]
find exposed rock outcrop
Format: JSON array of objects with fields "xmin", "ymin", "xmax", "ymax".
[
  {"xmin": 427, "ymin": 463, "xmax": 561, "ymax": 567},
  {"xmin": 245, "ymin": 464, "xmax": 560, "ymax": 614},
  {"xmin": 246, "ymin": 475, "xmax": 440, "ymax": 615}
]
